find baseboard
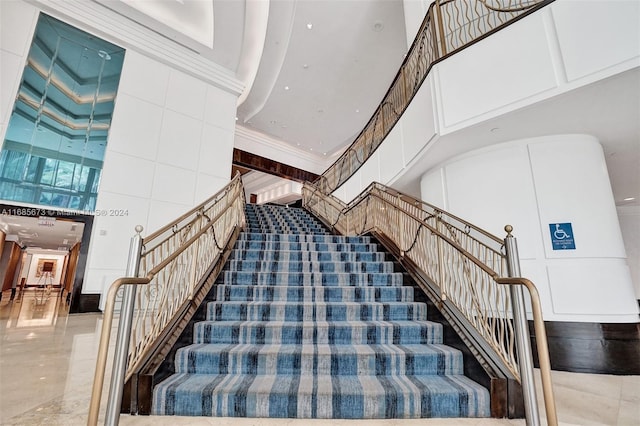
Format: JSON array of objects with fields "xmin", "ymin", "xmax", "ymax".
[
  {"xmin": 529, "ymin": 321, "xmax": 640, "ymax": 375},
  {"xmin": 70, "ymin": 293, "xmax": 101, "ymax": 313}
]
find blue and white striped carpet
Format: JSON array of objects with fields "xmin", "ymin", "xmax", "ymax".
[{"xmin": 152, "ymin": 204, "xmax": 490, "ymax": 418}]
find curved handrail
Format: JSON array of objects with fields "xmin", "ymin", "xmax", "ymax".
[
  {"xmin": 315, "ymin": 0, "xmax": 552, "ymax": 194},
  {"xmin": 302, "ymin": 181, "xmax": 557, "ymax": 424},
  {"xmin": 496, "ymin": 277, "xmax": 558, "ymax": 426},
  {"xmin": 88, "ymin": 173, "xmax": 246, "ymax": 425}
]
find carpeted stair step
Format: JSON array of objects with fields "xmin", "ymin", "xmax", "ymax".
[
  {"xmin": 218, "ymin": 271, "xmax": 406, "ymax": 287},
  {"xmin": 214, "ymin": 284, "xmax": 414, "ymax": 302},
  {"xmin": 233, "ymin": 240, "xmax": 380, "ymax": 253},
  {"xmin": 152, "ymin": 373, "xmax": 489, "ymax": 418},
  {"xmin": 229, "ymin": 249, "xmax": 387, "ymax": 263},
  {"xmin": 173, "ymin": 343, "xmax": 464, "ymax": 376},
  {"xmin": 206, "ymin": 301, "xmax": 427, "ymax": 321},
  {"xmin": 193, "ymin": 319, "xmax": 444, "ymax": 345},
  {"xmin": 152, "ymin": 204, "xmax": 491, "ymax": 419},
  {"xmin": 225, "ymin": 259, "xmax": 396, "ymax": 273},
  {"xmin": 248, "ymin": 223, "xmax": 324, "ymax": 234},
  {"xmin": 238, "ymin": 233, "xmax": 372, "ymax": 243}
]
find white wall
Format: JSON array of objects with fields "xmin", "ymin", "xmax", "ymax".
[
  {"xmin": 0, "ymin": 1, "xmax": 38, "ymax": 146},
  {"xmin": 341, "ymin": 0, "xmax": 639, "ymax": 199},
  {"xmin": 87, "ymin": 51, "xmax": 238, "ymax": 302},
  {"xmin": 0, "ymin": 2, "xmax": 240, "ymax": 306},
  {"xmin": 420, "ymin": 135, "xmax": 638, "ymax": 323},
  {"xmin": 618, "ymin": 206, "xmax": 640, "ymax": 299},
  {"xmin": 332, "ymin": 0, "xmax": 639, "ymax": 323},
  {"xmin": 433, "ymin": 0, "xmax": 639, "ymax": 135}
]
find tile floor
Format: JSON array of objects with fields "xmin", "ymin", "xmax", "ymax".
[{"xmin": 0, "ymin": 291, "xmax": 638, "ymax": 425}]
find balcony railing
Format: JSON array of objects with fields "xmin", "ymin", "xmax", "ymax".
[
  {"xmin": 303, "ymin": 181, "xmax": 557, "ymax": 425},
  {"xmin": 88, "ymin": 173, "xmax": 246, "ymax": 425},
  {"xmin": 316, "ymin": 0, "xmax": 552, "ymax": 194}
]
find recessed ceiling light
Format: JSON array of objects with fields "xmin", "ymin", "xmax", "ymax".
[
  {"xmin": 284, "ymin": 86, "xmax": 290, "ymax": 91},
  {"xmin": 373, "ymin": 21, "xmax": 384, "ymax": 32},
  {"xmin": 323, "ymin": 152, "xmax": 327, "ymax": 156},
  {"xmin": 303, "ymin": 64, "xmax": 309, "ymax": 69},
  {"xmin": 270, "ymin": 120, "xmax": 277, "ymax": 124},
  {"xmin": 317, "ymin": 109, "xmax": 324, "ymax": 113},
  {"xmin": 355, "ymin": 109, "xmax": 360, "ymax": 113},
  {"xmin": 306, "ymin": 23, "xmax": 313, "ymax": 30},
  {"xmin": 623, "ymin": 197, "xmax": 636, "ymax": 201},
  {"xmin": 235, "ymin": 117, "xmax": 238, "ymax": 121}
]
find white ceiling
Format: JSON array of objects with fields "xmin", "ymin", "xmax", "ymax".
[
  {"xmin": 237, "ymin": 0, "xmax": 408, "ymax": 158},
  {"xmin": 114, "ymin": 0, "xmax": 633, "ymax": 208},
  {"xmin": 0, "ymin": 215, "xmax": 84, "ymax": 250}
]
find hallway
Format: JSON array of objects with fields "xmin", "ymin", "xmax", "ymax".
[{"xmin": 0, "ymin": 293, "xmax": 638, "ymax": 425}]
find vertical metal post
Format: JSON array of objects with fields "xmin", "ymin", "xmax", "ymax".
[
  {"xmin": 105, "ymin": 225, "xmax": 144, "ymax": 426},
  {"xmin": 504, "ymin": 225, "xmax": 540, "ymax": 426},
  {"xmin": 436, "ymin": 212, "xmax": 447, "ymax": 304},
  {"xmin": 434, "ymin": 0, "xmax": 448, "ymax": 57}
]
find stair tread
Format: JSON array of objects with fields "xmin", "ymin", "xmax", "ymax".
[
  {"xmin": 153, "ymin": 204, "xmax": 489, "ymax": 419},
  {"xmin": 153, "ymin": 373, "xmax": 490, "ymax": 418}
]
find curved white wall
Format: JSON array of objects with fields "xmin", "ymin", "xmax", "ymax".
[
  {"xmin": 332, "ymin": 0, "xmax": 639, "ymax": 322},
  {"xmin": 421, "ymin": 135, "xmax": 637, "ymax": 323},
  {"xmin": 341, "ymin": 0, "xmax": 640, "ymax": 201}
]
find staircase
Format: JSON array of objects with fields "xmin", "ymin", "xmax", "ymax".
[{"xmin": 152, "ymin": 203, "xmax": 490, "ymax": 419}]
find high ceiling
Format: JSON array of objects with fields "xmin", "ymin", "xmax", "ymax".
[
  {"xmin": 2, "ymin": 0, "xmax": 637, "ymax": 252},
  {"xmin": 96, "ymin": 0, "xmax": 409, "ymax": 160},
  {"xmin": 92, "ymin": 0, "xmax": 638, "ymax": 208}
]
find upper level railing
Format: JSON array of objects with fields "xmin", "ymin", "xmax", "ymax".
[
  {"xmin": 88, "ymin": 173, "xmax": 246, "ymax": 425},
  {"xmin": 302, "ymin": 181, "xmax": 557, "ymax": 425},
  {"xmin": 315, "ymin": 0, "xmax": 552, "ymax": 194}
]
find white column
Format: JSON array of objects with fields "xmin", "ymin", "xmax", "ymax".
[{"xmin": 420, "ymin": 134, "xmax": 638, "ymax": 323}]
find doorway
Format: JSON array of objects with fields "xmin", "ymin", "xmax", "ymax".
[{"xmin": 0, "ymin": 203, "xmax": 93, "ymax": 313}]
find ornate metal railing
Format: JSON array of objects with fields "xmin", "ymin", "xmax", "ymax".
[
  {"xmin": 303, "ymin": 181, "xmax": 557, "ymax": 425},
  {"xmin": 316, "ymin": 0, "xmax": 551, "ymax": 194},
  {"xmin": 88, "ymin": 173, "xmax": 246, "ymax": 425}
]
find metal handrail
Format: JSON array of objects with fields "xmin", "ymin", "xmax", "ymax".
[
  {"xmin": 302, "ymin": 181, "xmax": 557, "ymax": 425},
  {"xmin": 88, "ymin": 173, "xmax": 245, "ymax": 425},
  {"xmin": 315, "ymin": 0, "xmax": 552, "ymax": 194},
  {"xmin": 496, "ymin": 277, "xmax": 558, "ymax": 426}
]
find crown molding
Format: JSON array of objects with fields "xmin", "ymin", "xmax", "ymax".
[
  {"xmin": 234, "ymin": 125, "xmax": 331, "ymax": 172},
  {"xmin": 24, "ymin": 0, "xmax": 244, "ymax": 96}
]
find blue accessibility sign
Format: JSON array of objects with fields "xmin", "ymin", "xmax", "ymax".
[{"xmin": 549, "ymin": 223, "xmax": 576, "ymax": 250}]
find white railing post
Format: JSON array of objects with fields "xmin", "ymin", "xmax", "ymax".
[
  {"xmin": 104, "ymin": 225, "xmax": 144, "ymax": 426},
  {"xmin": 504, "ymin": 225, "xmax": 540, "ymax": 426}
]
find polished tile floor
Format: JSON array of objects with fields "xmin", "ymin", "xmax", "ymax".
[{"xmin": 0, "ymin": 291, "xmax": 638, "ymax": 425}]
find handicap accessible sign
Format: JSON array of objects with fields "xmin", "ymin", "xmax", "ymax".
[{"xmin": 549, "ymin": 223, "xmax": 576, "ymax": 250}]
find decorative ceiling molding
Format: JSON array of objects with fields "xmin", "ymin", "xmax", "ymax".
[
  {"xmin": 235, "ymin": 124, "xmax": 330, "ymax": 171},
  {"xmin": 120, "ymin": 0, "xmax": 214, "ymax": 49},
  {"xmin": 236, "ymin": 0, "xmax": 270, "ymax": 107},
  {"xmin": 27, "ymin": 58, "xmax": 117, "ymax": 104},
  {"xmin": 18, "ymin": 93, "xmax": 110, "ymax": 131},
  {"xmin": 232, "ymin": 148, "xmax": 319, "ymax": 183},
  {"xmin": 238, "ymin": 0, "xmax": 296, "ymax": 121},
  {"xmin": 25, "ymin": 0, "xmax": 244, "ymax": 96}
]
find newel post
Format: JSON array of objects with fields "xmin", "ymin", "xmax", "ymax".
[
  {"xmin": 504, "ymin": 225, "xmax": 540, "ymax": 426},
  {"xmin": 105, "ymin": 225, "xmax": 144, "ymax": 426}
]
